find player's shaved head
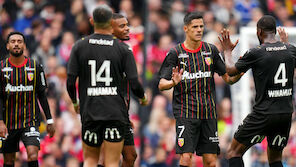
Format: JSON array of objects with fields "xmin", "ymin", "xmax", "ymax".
[
  {"xmin": 257, "ymin": 15, "xmax": 276, "ymax": 34},
  {"xmin": 183, "ymin": 12, "xmax": 203, "ymax": 25},
  {"xmin": 92, "ymin": 4, "xmax": 113, "ymax": 29}
]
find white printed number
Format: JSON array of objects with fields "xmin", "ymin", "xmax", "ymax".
[
  {"xmin": 274, "ymin": 63, "xmax": 288, "ymax": 87},
  {"xmin": 178, "ymin": 125, "xmax": 185, "ymax": 138},
  {"xmin": 89, "ymin": 60, "xmax": 113, "ymax": 86}
]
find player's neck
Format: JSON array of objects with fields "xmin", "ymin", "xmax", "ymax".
[
  {"xmin": 184, "ymin": 39, "xmax": 201, "ymax": 51},
  {"xmin": 94, "ymin": 28, "xmax": 113, "ymax": 35},
  {"xmin": 9, "ymin": 55, "xmax": 26, "ymax": 66},
  {"xmin": 263, "ymin": 33, "xmax": 277, "ymax": 44}
]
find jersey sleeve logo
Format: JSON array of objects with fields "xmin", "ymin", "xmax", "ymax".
[
  {"xmin": 205, "ymin": 57, "xmax": 212, "ymax": 65},
  {"xmin": 28, "ymin": 72, "xmax": 34, "ymax": 81}
]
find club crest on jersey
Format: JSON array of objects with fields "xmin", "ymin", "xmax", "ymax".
[
  {"xmin": 205, "ymin": 57, "xmax": 212, "ymax": 65},
  {"xmin": 178, "ymin": 138, "xmax": 184, "ymax": 147},
  {"xmin": 28, "ymin": 73, "xmax": 34, "ymax": 81}
]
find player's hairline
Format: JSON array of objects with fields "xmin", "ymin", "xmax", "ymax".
[{"xmin": 112, "ymin": 13, "xmax": 125, "ymax": 20}]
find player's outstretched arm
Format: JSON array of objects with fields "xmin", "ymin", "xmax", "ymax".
[
  {"xmin": 222, "ymin": 72, "xmax": 244, "ymax": 85},
  {"xmin": 158, "ymin": 66, "xmax": 183, "ymax": 91},
  {"xmin": 218, "ymin": 29, "xmax": 240, "ymax": 76},
  {"xmin": 278, "ymin": 27, "xmax": 288, "ymax": 43}
]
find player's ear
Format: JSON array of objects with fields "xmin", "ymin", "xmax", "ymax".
[
  {"xmin": 183, "ymin": 25, "xmax": 188, "ymax": 33},
  {"xmin": 89, "ymin": 17, "xmax": 94, "ymax": 26}
]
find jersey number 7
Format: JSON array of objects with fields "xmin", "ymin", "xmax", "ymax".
[{"xmin": 88, "ymin": 60, "xmax": 113, "ymax": 86}]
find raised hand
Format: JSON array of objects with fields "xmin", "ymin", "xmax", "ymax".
[
  {"xmin": 218, "ymin": 29, "xmax": 239, "ymax": 51},
  {"xmin": 278, "ymin": 27, "xmax": 288, "ymax": 43},
  {"xmin": 172, "ymin": 66, "xmax": 184, "ymax": 86}
]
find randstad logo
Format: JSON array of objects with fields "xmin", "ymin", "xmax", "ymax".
[
  {"xmin": 5, "ymin": 83, "xmax": 33, "ymax": 92},
  {"xmin": 182, "ymin": 71, "xmax": 211, "ymax": 80}
]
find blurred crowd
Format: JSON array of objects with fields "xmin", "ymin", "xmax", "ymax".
[{"xmin": 1, "ymin": 0, "xmax": 296, "ymax": 167}]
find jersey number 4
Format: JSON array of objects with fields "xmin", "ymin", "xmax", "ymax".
[
  {"xmin": 89, "ymin": 60, "xmax": 113, "ymax": 86},
  {"xmin": 274, "ymin": 63, "xmax": 288, "ymax": 87}
]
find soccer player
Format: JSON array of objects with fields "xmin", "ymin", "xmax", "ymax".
[
  {"xmin": 97, "ymin": 13, "xmax": 138, "ymax": 167},
  {"xmin": 0, "ymin": 31, "xmax": 55, "ymax": 167},
  {"xmin": 218, "ymin": 15, "xmax": 296, "ymax": 167},
  {"xmin": 158, "ymin": 12, "xmax": 242, "ymax": 167},
  {"xmin": 67, "ymin": 5, "xmax": 147, "ymax": 167}
]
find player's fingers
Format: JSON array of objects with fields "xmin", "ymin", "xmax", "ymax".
[
  {"xmin": 221, "ymin": 29, "xmax": 226, "ymax": 40},
  {"xmin": 234, "ymin": 39, "xmax": 239, "ymax": 47},
  {"xmin": 218, "ymin": 36, "xmax": 223, "ymax": 43},
  {"xmin": 180, "ymin": 68, "xmax": 184, "ymax": 74},
  {"xmin": 226, "ymin": 29, "xmax": 230, "ymax": 39}
]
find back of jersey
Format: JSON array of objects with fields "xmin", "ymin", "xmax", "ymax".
[
  {"xmin": 68, "ymin": 34, "xmax": 128, "ymax": 123},
  {"xmin": 236, "ymin": 41, "xmax": 296, "ymax": 114}
]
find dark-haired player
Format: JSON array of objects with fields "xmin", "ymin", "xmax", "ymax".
[
  {"xmin": 67, "ymin": 5, "xmax": 147, "ymax": 167},
  {"xmin": 219, "ymin": 15, "xmax": 296, "ymax": 167},
  {"xmin": 158, "ymin": 12, "xmax": 242, "ymax": 167},
  {"xmin": 0, "ymin": 31, "xmax": 55, "ymax": 167},
  {"xmin": 98, "ymin": 13, "xmax": 138, "ymax": 167}
]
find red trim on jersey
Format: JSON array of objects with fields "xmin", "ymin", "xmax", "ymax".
[
  {"xmin": 8, "ymin": 58, "xmax": 28, "ymax": 68},
  {"xmin": 28, "ymin": 58, "xmax": 31, "ymax": 126},
  {"xmin": 180, "ymin": 65, "xmax": 183, "ymax": 118},
  {"xmin": 175, "ymin": 46, "xmax": 183, "ymax": 117},
  {"xmin": 202, "ymin": 44, "xmax": 213, "ymax": 119},
  {"xmin": 181, "ymin": 42, "xmax": 203, "ymax": 53},
  {"xmin": 196, "ymin": 46, "xmax": 203, "ymax": 119},
  {"xmin": 10, "ymin": 69, "xmax": 13, "ymax": 129},
  {"xmin": 19, "ymin": 68, "xmax": 22, "ymax": 128},
  {"xmin": 185, "ymin": 51, "xmax": 194, "ymax": 118}
]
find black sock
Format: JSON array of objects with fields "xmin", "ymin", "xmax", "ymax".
[
  {"xmin": 28, "ymin": 160, "xmax": 38, "ymax": 167},
  {"xmin": 270, "ymin": 161, "xmax": 283, "ymax": 167},
  {"xmin": 229, "ymin": 157, "xmax": 244, "ymax": 167},
  {"xmin": 97, "ymin": 165, "xmax": 104, "ymax": 167},
  {"xmin": 179, "ymin": 165, "xmax": 189, "ymax": 167},
  {"xmin": 4, "ymin": 164, "xmax": 14, "ymax": 167}
]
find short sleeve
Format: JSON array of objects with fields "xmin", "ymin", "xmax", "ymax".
[
  {"xmin": 235, "ymin": 49, "xmax": 256, "ymax": 73},
  {"xmin": 67, "ymin": 42, "xmax": 79, "ymax": 76},
  {"xmin": 158, "ymin": 48, "xmax": 178, "ymax": 80},
  {"xmin": 212, "ymin": 44, "xmax": 226, "ymax": 76}
]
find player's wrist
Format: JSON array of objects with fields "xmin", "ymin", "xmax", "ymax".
[
  {"xmin": 141, "ymin": 94, "xmax": 147, "ymax": 103},
  {"xmin": 46, "ymin": 119, "xmax": 54, "ymax": 124},
  {"xmin": 172, "ymin": 79, "xmax": 177, "ymax": 87},
  {"xmin": 73, "ymin": 99, "xmax": 79, "ymax": 107}
]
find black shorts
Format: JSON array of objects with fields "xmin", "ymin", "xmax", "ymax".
[
  {"xmin": 176, "ymin": 118, "xmax": 220, "ymax": 156},
  {"xmin": 2, "ymin": 126, "xmax": 40, "ymax": 153},
  {"xmin": 124, "ymin": 122, "xmax": 134, "ymax": 146},
  {"xmin": 234, "ymin": 112, "xmax": 292, "ymax": 151},
  {"xmin": 82, "ymin": 120, "xmax": 125, "ymax": 147}
]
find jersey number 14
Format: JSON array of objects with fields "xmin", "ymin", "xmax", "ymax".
[
  {"xmin": 274, "ymin": 63, "xmax": 288, "ymax": 87},
  {"xmin": 89, "ymin": 60, "xmax": 113, "ymax": 86}
]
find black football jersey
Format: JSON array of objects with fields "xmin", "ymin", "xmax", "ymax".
[
  {"xmin": 159, "ymin": 42, "xmax": 226, "ymax": 119},
  {"xmin": 67, "ymin": 34, "xmax": 138, "ymax": 123},
  {"xmin": 0, "ymin": 57, "xmax": 47, "ymax": 129},
  {"xmin": 236, "ymin": 42, "xmax": 296, "ymax": 114}
]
